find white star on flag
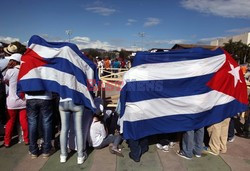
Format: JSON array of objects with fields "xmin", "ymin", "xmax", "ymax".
[{"xmin": 228, "ymin": 63, "xmax": 242, "ymax": 87}]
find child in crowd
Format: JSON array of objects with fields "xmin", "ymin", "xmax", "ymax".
[{"xmin": 89, "ymin": 114, "xmax": 123, "ymax": 157}]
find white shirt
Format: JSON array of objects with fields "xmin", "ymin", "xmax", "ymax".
[
  {"xmin": 0, "ymin": 58, "xmax": 9, "ymax": 76},
  {"xmin": 97, "ymin": 61, "xmax": 104, "ymax": 74},
  {"xmin": 0, "ymin": 58, "xmax": 10, "ymax": 94},
  {"xmin": 25, "ymin": 92, "xmax": 52, "ymax": 100},
  {"xmin": 89, "ymin": 119, "xmax": 107, "ymax": 147},
  {"xmin": 59, "ymin": 97, "xmax": 72, "ymax": 102},
  {"xmin": 4, "ymin": 65, "xmax": 26, "ymax": 109}
]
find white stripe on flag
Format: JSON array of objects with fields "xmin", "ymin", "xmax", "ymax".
[
  {"xmin": 123, "ymin": 54, "xmax": 225, "ymax": 82},
  {"xmin": 29, "ymin": 43, "xmax": 94, "ymax": 80},
  {"xmin": 122, "ymin": 90, "xmax": 234, "ymax": 122},
  {"xmin": 21, "ymin": 67, "xmax": 95, "ymax": 108}
]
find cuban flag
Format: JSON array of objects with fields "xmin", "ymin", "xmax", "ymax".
[
  {"xmin": 119, "ymin": 48, "xmax": 248, "ymax": 140},
  {"xmin": 17, "ymin": 35, "xmax": 98, "ymax": 112}
]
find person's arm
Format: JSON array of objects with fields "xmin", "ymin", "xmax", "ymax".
[
  {"xmin": 3, "ymin": 69, "xmax": 10, "ymax": 86},
  {"xmin": 99, "ymin": 123, "xmax": 107, "ymax": 137}
]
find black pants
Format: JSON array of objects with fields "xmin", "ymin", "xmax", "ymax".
[
  {"xmin": 128, "ymin": 137, "xmax": 148, "ymax": 162},
  {"xmin": 243, "ymin": 112, "xmax": 250, "ymax": 137},
  {"xmin": 0, "ymin": 86, "xmax": 7, "ymax": 124},
  {"xmin": 228, "ymin": 117, "xmax": 235, "ymax": 139}
]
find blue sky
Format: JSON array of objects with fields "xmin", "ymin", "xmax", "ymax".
[{"xmin": 1, "ymin": 0, "xmax": 250, "ymax": 50}]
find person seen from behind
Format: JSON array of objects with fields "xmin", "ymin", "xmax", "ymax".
[
  {"xmin": 205, "ymin": 117, "xmax": 231, "ymax": 155},
  {"xmin": 59, "ymin": 98, "xmax": 87, "ymax": 164}
]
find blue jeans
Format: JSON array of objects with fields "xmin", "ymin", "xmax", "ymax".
[
  {"xmin": 26, "ymin": 99, "xmax": 53, "ymax": 155},
  {"xmin": 59, "ymin": 101, "xmax": 85, "ymax": 157},
  {"xmin": 95, "ymin": 134, "xmax": 122, "ymax": 149},
  {"xmin": 182, "ymin": 127, "xmax": 204, "ymax": 158}
]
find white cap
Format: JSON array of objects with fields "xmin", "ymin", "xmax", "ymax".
[{"xmin": 7, "ymin": 53, "xmax": 22, "ymax": 62}]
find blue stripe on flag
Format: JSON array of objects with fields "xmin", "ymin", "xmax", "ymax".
[
  {"xmin": 132, "ymin": 48, "xmax": 224, "ymax": 67},
  {"xmin": 124, "ymin": 73, "xmax": 214, "ymax": 102},
  {"xmin": 18, "ymin": 79, "xmax": 95, "ymax": 112},
  {"xmin": 44, "ymin": 57, "xmax": 88, "ymax": 86},
  {"xmin": 122, "ymin": 100, "xmax": 247, "ymax": 140}
]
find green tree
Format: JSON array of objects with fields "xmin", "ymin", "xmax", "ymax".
[
  {"xmin": 223, "ymin": 39, "xmax": 250, "ymax": 64},
  {"xmin": 119, "ymin": 49, "xmax": 132, "ymax": 59},
  {"xmin": 102, "ymin": 51, "xmax": 117, "ymax": 59},
  {"xmin": 83, "ymin": 49, "xmax": 101, "ymax": 58}
]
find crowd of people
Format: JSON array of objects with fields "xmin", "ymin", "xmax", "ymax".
[
  {"xmin": 95, "ymin": 56, "xmax": 131, "ymax": 76},
  {"xmin": 0, "ymin": 41, "xmax": 250, "ymax": 165},
  {"xmin": 0, "ymin": 41, "xmax": 125, "ymax": 165}
]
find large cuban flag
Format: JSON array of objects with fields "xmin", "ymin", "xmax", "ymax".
[
  {"xmin": 17, "ymin": 35, "xmax": 97, "ymax": 112},
  {"xmin": 119, "ymin": 48, "xmax": 248, "ymax": 140}
]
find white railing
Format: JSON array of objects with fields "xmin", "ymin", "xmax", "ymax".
[{"xmin": 98, "ymin": 68, "xmax": 128, "ymax": 108}]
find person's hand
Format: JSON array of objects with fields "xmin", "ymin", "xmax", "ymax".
[{"xmin": 4, "ymin": 79, "xmax": 9, "ymax": 86}]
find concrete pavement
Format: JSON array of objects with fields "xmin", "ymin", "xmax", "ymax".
[{"xmin": 0, "ymin": 134, "xmax": 250, "ymax": 171}]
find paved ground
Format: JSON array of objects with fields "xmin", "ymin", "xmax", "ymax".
[{"xmin": 0, "ymin": 133, "xmax": 250, "ymax": 171}]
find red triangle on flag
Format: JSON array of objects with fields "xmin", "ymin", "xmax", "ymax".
[
  {"xmin": 207, "ymin": 50, "xmax": 248, "ymax": 105},
  {"xmin": 18, "ymin": 49, "xmax": 48, "ymax": 81}
]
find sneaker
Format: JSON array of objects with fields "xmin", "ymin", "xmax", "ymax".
[
  {"xmin": 195, "ymin": 154, "xmax": 201, "ymax": 158},
  {"xmin": 42, "ymin": 153, "xmax": 50, "ymax": 158},
  {"xmin": 162, "ymin": 145, "xmax": 169, "ymax": 152},
  {"xmin": 169, "ymin": 142, "xmax": 175, "ymax": 148},
  {"xmin": 31, "ymin": 154, "xmax": 38, "ymax": 159},
  {"xmin": 60, "ymin": 155, "xmax": 67, "ymax": 163},
  {"xmin": 228, "ymin": 136, "xmax": 235, "ymax": 143},
  {"xmin": 176, "ymin": 151, "xmax": 192, "ymax": 160},
  {"xmin": 4, "ymin": 144, "xmax": 10, "ymax": 148},
  {"xmin": 156, "ymin": 143, "xmax": 163, "ymax": 150},
  {"xmin": 204, "ymin": 148, "xmax": 219, "ymax": 156},
  {"xmin": 42, "ymin": 149, "xmax": 55, "ymax": 158},
  {"xmin": 77, "ymin": 156, "xmax": 86, "ymax": 165}
]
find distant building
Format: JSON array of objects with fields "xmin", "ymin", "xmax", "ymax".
[
  {"xmin": 211, "ymin": 32, "xmax": 250, "ymax": 46},
  {"xmin": 171, "ymin": 44, "xmax": 218, "ymax": 50}
]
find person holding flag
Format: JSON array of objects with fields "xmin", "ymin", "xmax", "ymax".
[
  {"xmin": 17, "ymin": 35, "xmax": 98, "ymax": 163},
  {"xmin": 118, "ymin": 47, "xmax": 248, "ymax": 162}
]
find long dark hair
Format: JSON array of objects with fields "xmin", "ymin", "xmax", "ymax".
[{"xmin": 93, "ymin": 114, "xmax": 104, "ymax": 124}]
